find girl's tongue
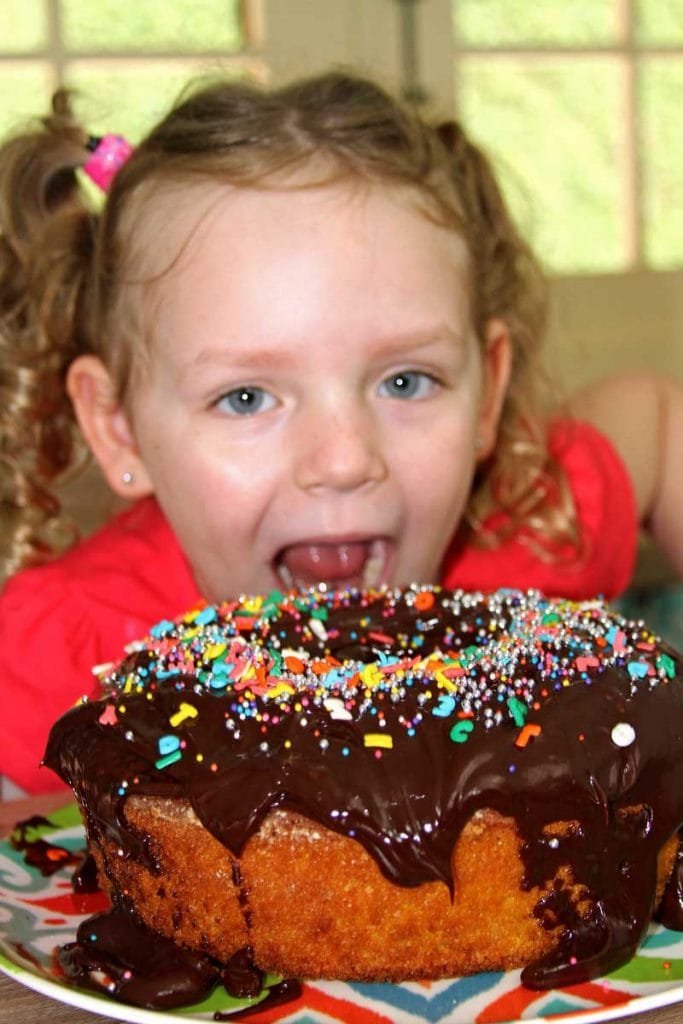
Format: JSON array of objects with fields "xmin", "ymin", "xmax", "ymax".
[{"xmin": 277, "ymin": 540, "xmax": 383, "ymax": 589}]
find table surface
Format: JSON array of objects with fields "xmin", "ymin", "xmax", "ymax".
[{"xmin": 1, "ymin": 796, "xmax": 682, "ymax": 1024}]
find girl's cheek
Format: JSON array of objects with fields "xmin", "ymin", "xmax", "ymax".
[{"xmin": 205, "ymin": 448, "xmax": 281, "ymax": 489}]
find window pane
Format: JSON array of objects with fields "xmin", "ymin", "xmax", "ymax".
[
  {"xmin": 640, "ymin": 58, "xmax": 683, "ymax": 268},
  {"xmin": 66, "ymin": 59, "xmax": 246, "ymax": 142},
  {"xmin": 456, "ymin": 57, "xmax": 625, "ymax": 274},
  {"xmin": 636, "ymin": 0, "xmax": 683, "ymax": 45},
  {"xmin": 61, "ymin": 0, "xmax": 244, "ymax": 53},
  {"xmin": 0, "ymin": 64, "xmax": 53, "ymax": 138},
  {"xmin": 452, "ymin": 0, "xmax": 618, "ymax": 46},
  {"xmin": 0, "ymin": 1, "xmax": 48, "ymax": 52}
]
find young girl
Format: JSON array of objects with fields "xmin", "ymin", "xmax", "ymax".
[{"xmin": 0, "ymin": 72, "xmax": 680, "ymax": 797}]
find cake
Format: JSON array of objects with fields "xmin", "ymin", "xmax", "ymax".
[{"xmin": 44, "ymin": 585, "xmax": 683, "ymax": 1010}]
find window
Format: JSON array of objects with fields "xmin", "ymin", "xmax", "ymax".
[
  {"xmin": 0, "ymin": 0, "xmax": 265, "ymax": 142},
  {"xmin": 450, "ymin": 0, "xmax": 683, "ymax": 274},
  {"xmin": 3, "ymin": 1, "xmax": 682, "ymax": 277}
]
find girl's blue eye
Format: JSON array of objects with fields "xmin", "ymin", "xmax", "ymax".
[
  {"xmin": 215, "ymin": 386, "xmax": 275, "ymax": 416},
  {"xmin": 379, "ymin": 371, "xmax": 435, "ymax": 400}
]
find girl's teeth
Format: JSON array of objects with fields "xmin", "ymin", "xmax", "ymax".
[
  {"xmin": 276, "ymin": 562, "xmax": 295, "ymax": 590},
  {"xmin": 275, "ymin": 539, "xmax": 387, "ymax": 591},
  {"xmin": 362, "ymin": 539, "xmax": 385, "ymax": 587}
]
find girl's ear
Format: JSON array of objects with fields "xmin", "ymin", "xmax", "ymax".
[
  {"xmin": 477, "ymin": 318, "xmax": 513, "ymax": 460},
  {"xmin": 66, "ymin": 354, "xmax": 154, "ymax": 499}
]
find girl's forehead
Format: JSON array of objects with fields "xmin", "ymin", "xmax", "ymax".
[
  {"xmin": 123, "ymin": 181, "xmax": 225, "ymax": 280},
  {"xmin": 155, "ymin": 184, "xmax": 468, "ymax": 314},
  {"xmin": 130, "ymin": 173, "xmax": 468, "ymax": 282},
  {"xmin": 138, "ymin": 187, "xmax": 471, "ymax": 365},
  {"xmin": 124, "ymin": 175, "xmax": 474, "ymax": 385}
]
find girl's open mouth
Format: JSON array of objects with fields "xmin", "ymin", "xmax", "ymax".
[{"xmin": 274, "ymin": 537, "xmax": 390, "ymax": 591}]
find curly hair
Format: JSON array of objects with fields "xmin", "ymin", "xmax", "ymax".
[{"xmin": 0, "ymin": 71, "xmax": 576, "ymax": 580}]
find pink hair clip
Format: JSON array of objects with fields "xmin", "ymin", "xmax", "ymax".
[{"xmin": 83, "ymin": 134, "xmax": 133, "ymax": 192}]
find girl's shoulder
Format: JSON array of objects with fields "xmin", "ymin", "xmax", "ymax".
[
  {"xmin": 0, "ymin": 497, "xmax": 200, "ymax": 664},
  {"xmin": 547, "ymin": 416, "xmax": 635, "ymax": 491},
  {"xmin": 549, "ymin": 417, "xmax": 638, "ymax": 581},
  {"xmin": 0, "ymin": 498, "xmax": 201, "ymax": 794}
]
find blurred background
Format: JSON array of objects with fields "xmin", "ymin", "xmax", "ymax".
[{"xmin": 1, "ymin": 0, "xmax": 681, "ymax": 633}]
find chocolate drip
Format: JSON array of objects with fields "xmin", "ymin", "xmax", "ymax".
[
  {"xmin": 44, "ymin": 587, "xmax": 683, "ymax": 999},
  {"xmin": 214, "ymin": 978, "xmax": 303, "ymax": 1020},
  {"xmin": 71, "ymin": 853, "xmax": 100, "ymax": 894},
  {"xmin": 657, "ymin": 832, "xmax": 683, "ymax": 931},
  {"xmin": 58, "ymin": 899, "xmax": 300, "ymax": 1014},
  {"xmin": 58, "ymin": 902, "xmax": 219, "ymax": 1009},
  {"xmin": 222, "ymin": 947, "xmax": 264, "ymax": 998}
]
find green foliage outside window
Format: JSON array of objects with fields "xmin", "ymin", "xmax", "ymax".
[
  {"xmin": 452, "ymin": 0, "xmax": 683, "ymax": 273},
  {"xmin": 68, "ymin": 60, "xmax": 245, "ymax": 143},
  {"xmin": 454, "ymin": 0, "xmax": 616, "ymax": 45},
  {"xmin": 0, "ymin": 65, "xmax": 52, "ymax": 137},
  {"xmin": 0, "ymin": 0, "xmax": 245, "ymax": 142},
  {"xmin": 636, "ymin": 0, "xmax": 683, "ymax": 44},
  {"xmin": 0, "ymin": 2, "xmax": 48, "ymax": 53},
  {"xmin": 456, "ymin": 57, "xmax": 624, "ymax": 274},
  {"xmin": 640, "ymin": 58, "xmax": 683, "ymax": 267},
  {"xmin": 60, "ymin": 0, "xmax": 243, "ymax": 53}
]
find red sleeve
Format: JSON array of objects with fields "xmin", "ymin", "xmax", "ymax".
[
  {"xmin": 0, "ymin": 498, "xmax": 201, "ymax": 795},
  {"xmin": 442, "ymin": 419, "xmax": 638, "ymax": 599}
]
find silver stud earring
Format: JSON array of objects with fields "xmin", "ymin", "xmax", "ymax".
[{"xmin": 121, "ymin": 470, "xmax": 135, "ymax": 485}]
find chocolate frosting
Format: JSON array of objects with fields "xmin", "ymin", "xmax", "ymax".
[
  {"xmin": 44, "ymin": 586, "xmax": 683, "ymax": 1003},
  {"xmin": 58, "ymin": 902, "xmax": 219, "ymax": 1009}
]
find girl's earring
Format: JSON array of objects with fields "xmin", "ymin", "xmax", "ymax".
[{"xmin": 121, "ymin": 470, "xmax": 135, "ymax": 485}]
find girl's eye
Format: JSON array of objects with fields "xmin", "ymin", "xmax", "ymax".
[
  {"xmin": 214, "ymin": 386, "xmax": 276, "ymax": 416},
  {"xmin": 378, "ymin": 371, "xmax": 436, "ymax": 400}
]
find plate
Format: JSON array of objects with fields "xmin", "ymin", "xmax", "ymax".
[{"xmin": 1, "ymin": 806, "xmax": 683, "ymax": 1024}]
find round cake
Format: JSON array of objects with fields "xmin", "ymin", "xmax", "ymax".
[{"xmin": 45, "ymin": 585, "xmax": 683, "ymax": 1009}]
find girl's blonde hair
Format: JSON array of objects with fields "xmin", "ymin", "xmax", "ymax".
[{"xmin": 0, "ymin": 72, "xmax": 577, "ymax": 580}]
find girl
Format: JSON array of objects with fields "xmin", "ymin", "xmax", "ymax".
[{"xmin": 0, "ymin": 72, "xmax": 680, "ymax": 797}]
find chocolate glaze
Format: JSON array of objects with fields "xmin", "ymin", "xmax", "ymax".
[
  {"xmin": 222, "ymin": 947, "xmax": 264, "ymax": 999},
  {"xmin": 58, "ymin": 901, "xmax": 219, "ymax": 1009},
  {"xmin": 213, "ymin": 978, "xmax": 303, "ymax": 1020},
  {"xmin": 44, "ymin": 587, "xmax": 683, "ymax": 1004},
  {"xmin": 657, "ymin": 832, "xmax": 683, "ymax": 931},
  {"xmin": 71, "ymin": 853, "xmax": 100, "ymax": 895}
]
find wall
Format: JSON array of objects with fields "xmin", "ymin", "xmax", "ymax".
[
  {"xmin": 546, "ymin": 269, "xmax": 683, "ymax": 393},
  {"xmin": 262, "ymin": 0, "xmax": 455, "ymax": 119}
]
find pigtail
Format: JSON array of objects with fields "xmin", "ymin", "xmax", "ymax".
[
  {"xmin": 0, "ymin": 90, "xmax": 97, "ymax": 580},
  {"xmin": 435, "ymin": 119, "xmax": 547, "ymax": 380},
  {"xmin": 435, "ymin": 120, "xmax": 579, "ymax": 557}
]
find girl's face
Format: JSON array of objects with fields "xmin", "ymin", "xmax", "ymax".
[{"xmin": 107, "ymin": 182, "xmax": 510, "ymax": 601}]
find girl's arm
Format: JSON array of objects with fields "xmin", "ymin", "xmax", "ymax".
[{"xmin": 571, "ymin": 373, "xmax": 683, "ymax": 577}]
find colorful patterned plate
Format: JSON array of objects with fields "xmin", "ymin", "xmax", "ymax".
[{"xmin": 1, "ymin": 805, "xmax": 682, "ymax": 1024}]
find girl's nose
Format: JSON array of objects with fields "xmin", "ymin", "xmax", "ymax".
[{"xmin": 294, "ymin": 403, "xmax": 388, "ymax": 493}]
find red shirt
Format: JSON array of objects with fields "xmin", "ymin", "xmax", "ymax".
[{"xmin": 0, "ymin": 420, "xmax": 636, "ymax": 794}]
